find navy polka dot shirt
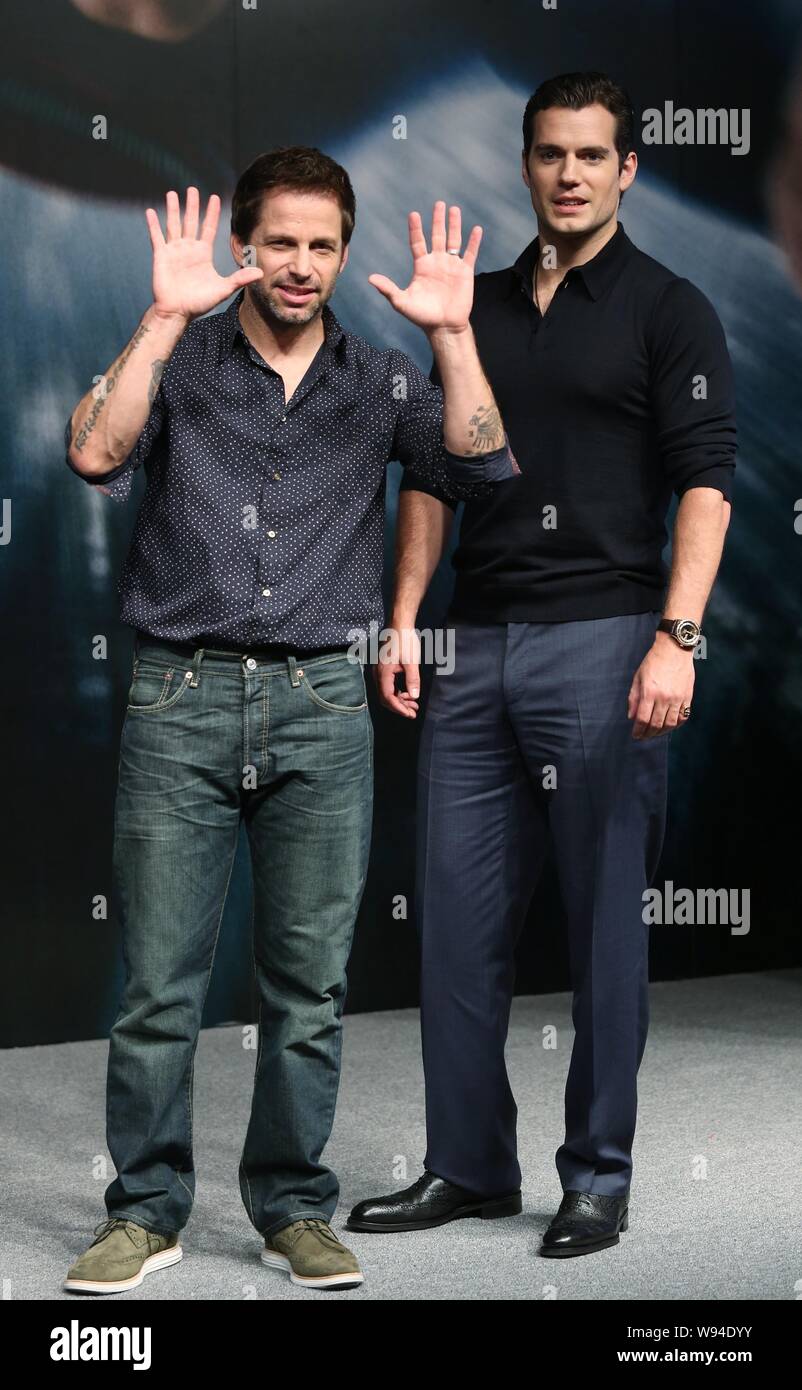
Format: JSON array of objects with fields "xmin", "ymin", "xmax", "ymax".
[{"xmin": 65, "ymin": 290, "xmax": 514, "ymax": 649}]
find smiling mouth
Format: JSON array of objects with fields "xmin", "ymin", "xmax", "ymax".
[
  {"xmin": 277, "ymin": 285, "xmax": 317, "ymax": 301},
  {"xmin": 553, "ymin": 198, "xmax": 588, "ymax": 207}
]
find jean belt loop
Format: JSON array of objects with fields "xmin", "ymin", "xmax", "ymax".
[
  {"xmin": 287, "ymin": 654, "xmax": 300, "ymax": 687},
  {"xmin": 189, "ymin": 647, "xmax": 205, "ymax": 688}
]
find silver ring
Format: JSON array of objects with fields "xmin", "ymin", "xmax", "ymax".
[{"xmin": 447, "ymin": 248, "xmax": 460, "ymax": 255}]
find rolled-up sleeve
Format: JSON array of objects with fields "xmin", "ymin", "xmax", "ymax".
[
  {"xmin": 647, "ymin": 278, "xmax": 736, "ymax": 502},
  {"xmin": 64, "ymin": 382, "xmax": 166, "ymax": 502},
  {"xmin": 391, "ymin": 350, "xmax": 519, "ymax": 506}
]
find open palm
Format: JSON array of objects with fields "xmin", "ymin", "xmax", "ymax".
[
  {"xmin": 147, "ymin": 187, "xmax": 263, "ymax": 321},
  {"xmin": 369, "ymin": 201, "xmax": 481, "ymax": 331}
]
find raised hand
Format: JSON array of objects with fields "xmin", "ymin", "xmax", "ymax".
[
  {"xmin": 146, "ymin": 187, "xmax": 263, "ymax": 322},
  {"xmin": 368, "ymin": 201, "xmax": 481, "ymax": 333}
]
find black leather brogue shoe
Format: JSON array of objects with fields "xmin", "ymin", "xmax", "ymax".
[
  {"xmin": 539, "ymin": 1190, "xmax": 629, "ymax": 1257},
  {"xmin": 347, "ymin": 1170, "xmax": 522, "ymax": 1232}
]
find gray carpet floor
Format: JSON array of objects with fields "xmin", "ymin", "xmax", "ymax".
[{"xmin": 3, "ymin": 970, "xmax": 800, "ymax": 1300}]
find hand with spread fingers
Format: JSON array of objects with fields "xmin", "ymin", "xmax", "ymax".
[
  {"xmin": 368, "ymin": 200, "xmax": 481, "ymax": 333},
  {"xmin": 147, "ymin": 187, "xmax": 263, "ymax": 324}
]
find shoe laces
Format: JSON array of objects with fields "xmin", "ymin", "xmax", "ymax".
[
  {"xmin": 91, "ymin": 1218, "xmax": 140, "ymax": 1247},
  {"xmin": 291, "ymin": 1218, "xmax": 342, "ymax": 1248}
]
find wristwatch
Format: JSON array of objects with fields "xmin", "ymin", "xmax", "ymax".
[{"xmin": 657, "ymin": 617, "xmax": 702, "ymax": 649}]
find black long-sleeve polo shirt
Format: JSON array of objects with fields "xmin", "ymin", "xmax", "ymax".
[{"xmin": 400, "ymin": 220, "xmax": 736, "ymax": 622}]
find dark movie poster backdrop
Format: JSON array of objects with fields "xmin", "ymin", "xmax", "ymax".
[{"xmin": 1, "ymin": 0, "xmax": 801, "ymax": 1045}]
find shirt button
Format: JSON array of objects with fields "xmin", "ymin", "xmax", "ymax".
[
  {"xmin": 245, "ymin": 657, "xmax": 257, "ymax": 670},
  {"xmin": 273, "ymin": 472, "xmax": 281, "ymax": 480},
  {"xmin": 262, "ymin": 588, "xmax": 271, "ymax": 597},
  {"xmin": 267, "ymin": 529, "xmax": 276, "ymax": 538}
]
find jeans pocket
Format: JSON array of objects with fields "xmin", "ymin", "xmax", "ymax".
[
  {"xmin": 126, "ymin": 659, "xmax": 194, "ymax": 713},
  {"xmin": 299, "ymin": 657, "xmax": 368, "ymax": 713}
]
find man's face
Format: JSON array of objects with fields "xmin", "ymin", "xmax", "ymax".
[
  {"xmin": 231, "ymin": 188, "xmax": 348, "ymax": 326},
  {"xmin": 521, "ymin": 103, "xmax": 636, "ymax": 240}
]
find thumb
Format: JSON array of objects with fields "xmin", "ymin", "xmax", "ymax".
[
  {"xmin": 403, "ymin": 662, "xmax": 420, "ymax": 699},
  {"xmin": 368, "ymin": 273, "xmax": 402, "ymax": 307},
  {"xmin": 627, "ymin": 679, "xmax": 639, "ymax": 719},
  {"xmin": 227, "ymin": 267, "xmax": 264, "ymax": 292}
]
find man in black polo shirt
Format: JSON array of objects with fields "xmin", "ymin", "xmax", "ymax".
[{"xmin": 349, "ymin": 72, "xmax": 735, "ymax": 1257}]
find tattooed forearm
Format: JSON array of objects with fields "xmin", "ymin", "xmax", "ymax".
[
  {"xmin": 148, "ymin": 360, "xmax": 166, "ymax": 404},
  {"xmin": 465, "ymin": 403, "xmax": 505, "ymax": 454},
  {"xmin": 72, "ymin": 321, "xmax": 151, "ymax": 453}
]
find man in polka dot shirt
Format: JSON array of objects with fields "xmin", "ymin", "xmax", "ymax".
[{"xmin": 63, "ymin": 148, "xmax": 518, "ymax": 1295}]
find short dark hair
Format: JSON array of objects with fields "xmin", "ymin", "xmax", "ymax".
[
  {"xmin": 231, "ymin": 146, "xmax": 356, "ymax": 246},
  {"xmin": 522, "ymin": 70, "xmax": 635, "ymax": 177}
]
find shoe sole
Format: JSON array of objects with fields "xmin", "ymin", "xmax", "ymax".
[
  {"xmin": 346, "ymin": 1191, "xmax": 522, "ymax": 1233},
  {"xmin": 539, "ymin": 1209, "xmax": 628, "ymax": 1258},
  {"xmin": 63, "ymin": 1245, "xmax": 183, "ymax": 1294},
  {"xmin": 261, "ymin": 1249, "xmax": 364, "ymax": 1288}
]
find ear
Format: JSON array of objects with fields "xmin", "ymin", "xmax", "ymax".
[
  {"xmin": 521, "ymin": 151, "xmax": 530, "ymax": 188},
  {"xmin": 338, "ymin": 243, "xmax": 350, "ymax": 275},
  {"xmin": 619, "ymin": 151, "xmax": 638, "ymax": 194},
  {"xmin": 230, "ymin": 232, "xmax": 243, "ymax": 266}
]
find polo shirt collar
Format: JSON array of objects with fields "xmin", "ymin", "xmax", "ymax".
[
  {"xmin": 218, "ymin": 290, "xmax": 345, "ymax": 362},
  {"xmin": 511, "ymin": 220, "xmax": 631, "ymax": 301}
]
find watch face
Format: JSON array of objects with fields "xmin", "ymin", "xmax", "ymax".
[{"xmin": 675, "ymin": 620, "xmax": 700, "ymax": 646}]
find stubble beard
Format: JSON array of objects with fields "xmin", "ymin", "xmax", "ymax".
[{"xmin": 249, "ymin": 276, "xmax": 336, "ymax": 329}]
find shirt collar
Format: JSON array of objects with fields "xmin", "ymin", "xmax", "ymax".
[
  {"xmin": 217, "ymin": 290, "xmax": 345, "ymax": 362},
  {"xmin": 511, "ymin": 220, "xmax": 631, "ymax": 301}
]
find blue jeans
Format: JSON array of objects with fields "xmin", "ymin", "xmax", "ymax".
[{"xmin": 104, "ymin": 636, "xmax": 374, "ymax": 1239}]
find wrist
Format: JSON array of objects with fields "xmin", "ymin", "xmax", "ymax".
[
  {"xmin": 389, "ymin": 610, "xmax": 419, "ymax": 630},
  {"xmin": 657, "ymin": 616, "xmax": 703, "ymax": 651},
  {"xmin": 148, "ymin": 303, "xmax": 192, "ymax": 331},
  {"xmin": 426, "ymin": 323, "xmax": 472, "ymax": 348},
  {"xmin": 654, "ymin": 629, "xmax": 696, "ymax": 655}
]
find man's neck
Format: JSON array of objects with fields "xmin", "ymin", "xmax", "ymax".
[
  {"xmin": 238, "ymin": 290, "xmax": 326, "ymax": 366},
  {"xmin": 534, "ymin": 216, "xmax": 619, "ymax": 283}
]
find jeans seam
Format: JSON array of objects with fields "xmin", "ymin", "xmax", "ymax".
[
  {"xmin": 240, "ymin": 995, "xmax": 263, "ymax": 1228},
  {"xmin": 242, "ymin": 666, "xmax": 249, "ymax": 782},
  {"xmin": 179, "ymin": 829, "xmax": 240, "ymax": 1206},
  {"xmin": 314, "ymin": 1004, "xmax": 346, "ymax": 1185},
  {"xmin": 240, "ymin": 889, "xmax": 261, "ymax": 1229},
  {"xmin": 260, "ymin": 674, "xmax": 269, "ymax": 779}
]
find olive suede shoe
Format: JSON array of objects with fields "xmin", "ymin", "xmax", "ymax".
[
  {"xmin": 261, "ymin": 1218, "xmax": 364, "ymax": 1289},
  {"xmin": 64, "ymin": 1218, "xmax": 183, "ymax": 1293}
]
